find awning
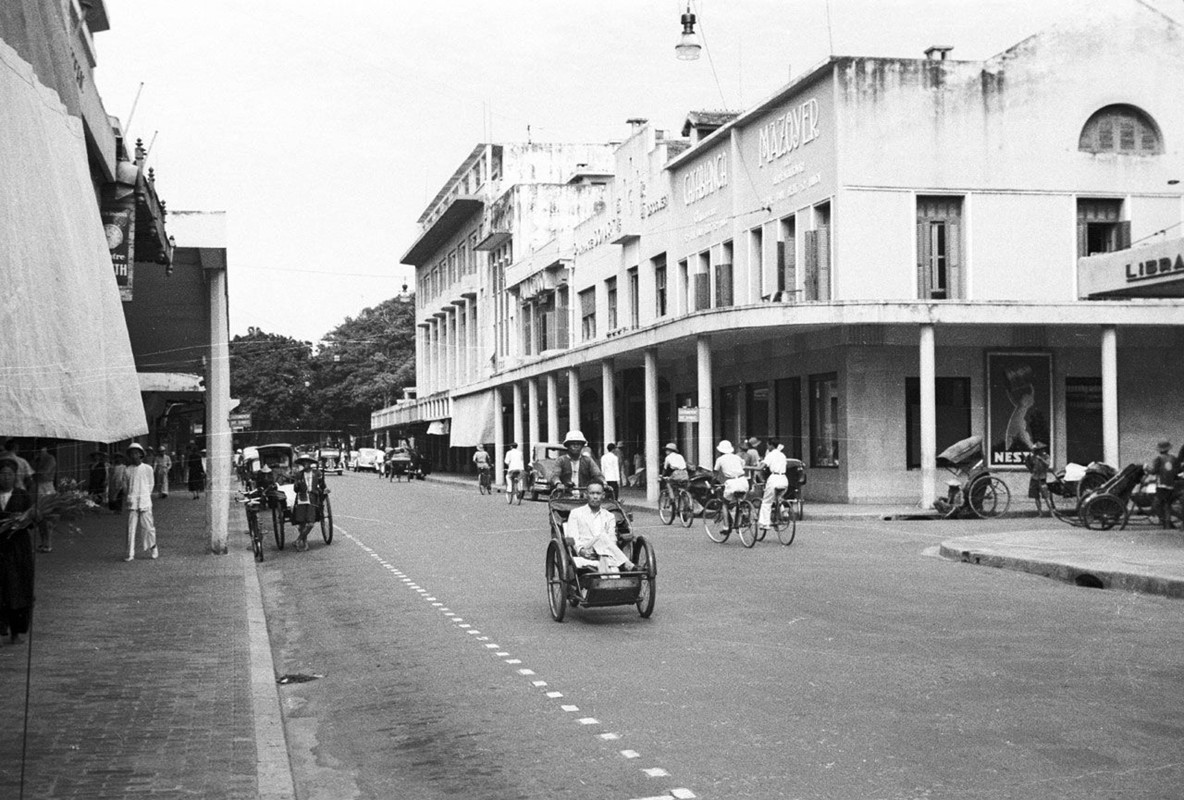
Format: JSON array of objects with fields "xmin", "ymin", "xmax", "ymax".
[
  {"xmin": 0, "ymin": 33, "xmax": 147, "ymax": 442},
  {"xmin": 426, "ymin": 420, "xmax": 452, "ymax": 436},
  {"xmin": 1079, "ymin": 236, "xmax": 1184, "ymax": 298},
  {"xmin": 447, "ymin": 391, "xmax": 495, "ymax": 447},
  {"xmin": 401, "ymin": 197, "xmax": 483, "ymax": 267},
  {"xmin": 138, "ymin": 372, "xmax": 205, "ymax": 394}
]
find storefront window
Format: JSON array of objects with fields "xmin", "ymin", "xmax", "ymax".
[
  {"xmin": 905, "ymin": 377, "xmax": 971, "ymax": 469},
  {"xmin": 809, "ymin": 372, "xmax": 839, "ymax": 468},
  {"xmin": 775, "ymin": 377, "xmax": 802, "ymax": 460}
]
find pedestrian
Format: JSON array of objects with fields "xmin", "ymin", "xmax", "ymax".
[
  {"xmin": 0, "ymin": 457, "xmax": 35, "ymax": 643},
  {"xmin": 187, "ymin": 446, "xmax": 205, "ymax": 499},
  {"xmin": 153, "ymin": 447, "xmax": 172, "ymax": 499},
  {"xmin": 0, "ymin": 439, "xmax": 33, "ymax": 490},
  {"xmin": 601, "ymin": 442, "xmax": 621, "ymax": 498},
  {"xmin": 743, "ymin": 437, "xmax": 763, "ymax": 479},
  {"xmin": 1025, "ymin": 443, "xmax": 1052, "ymax": 517},
  {"xmin": 32, "ymin": 446, "xmax": 57, "ymax": 553},
  {"xmin": 86, "ymin": 451, "xmax": 108, "ymax": 504},
  {"xmin": 1147, "ymin": 439, "xmax": 1179, "ymax": 530},
  {"xmin": 629, "ymin": 450, "xmax": 645, "ymax": 488},
  {"xmin": 108, "ymin": 453, "xmax": 128, "ymax": 512},
  {"xmin": 122, "ymin": 443, "xmax": 158, "ymax": 561},
  {"xmin": 291, "ymin": 455, "xmax": 318, "ymax": 552}
]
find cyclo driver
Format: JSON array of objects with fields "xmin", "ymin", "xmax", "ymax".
[
  {"xmin": 554, "ymin": 430, "xmax": 604, "ymax": 492},
  {"xmin": 472, "ymin": 445, "xmax": 492, "ymax": 488}
]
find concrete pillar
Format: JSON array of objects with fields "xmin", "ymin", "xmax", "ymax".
[
  {"xmin": 919, "ymin": 324, "xmax": 936, "ymax": 509},
  {"xmin": 644, "ymin": 348, "xmax": 660, "ymax": 503},
  {"xmin": 429, "ymin": 320, "xmax": 438, "ymax": 395},
  {"xmin": 1102, "ymin": 325, "xmax": 1119, "ymax": 466},
  {"xmin": 568, "ymin": 369, "xmax": 581, "ymax": 437},
  {"xmin": 546, "ymin": 372, "xmax": 560, "ymax": 443},
  {"xmin": 466, "ymin": 298, "xmax": 476, "ymax": 383},
  {"xmin": 601, "ymin": 360, "xmax": 616, "ymax": 448},
  {"xmin": 696, "ymin": 336, "xmax": 714, "ymax": 470},
  {"xmin": 512, "ymin": 382, "xmax": 524, "ymax": 452},
  {"xmin": 442, "ymin": 310, "xmax": 452, "ymax": 390},
  {"xmin": 493, "ymin": 386, "xmax": 505, "ymax": 488},
  {"xmin": 528, "ymin": 377, "xmax": 540, "ymax": 454},
  {"xmin": 416, "ymin": 325, "xmax": 426, "ymax": 397},
  {"xmin": 206, "ymin": 262, "xmax": 231, "ymax": 555},
  {"xmin": 453, "ymin": 304, "xmax": 465, "ymax": 386}
]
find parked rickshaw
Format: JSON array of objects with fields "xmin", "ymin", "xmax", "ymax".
[
  {"xmin": 545, "ymin": 488, "xmax": 656, "ymax": 622},
  {"xmin": 932, "ymin": 435, "xmax": 1010, "ymax": 518},
  {"xmin": 1045, "ymin": 461, "xmax": 1116, "ymax": 526},
  {"xmin": 1075, "ymin": 464, "xmax": 1184, "ymax": 531}
]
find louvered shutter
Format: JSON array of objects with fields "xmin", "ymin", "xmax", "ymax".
[
  {"xmin": 917, "ymin": 221, "xmax": 929, "ymax": 299},
  {"xmin": 816, "ymin": 227, "xmax": 831, "ymax": 301},
  {"xmin": 803, "ymin": 230, "xmax": 819, "ymax": 301},
  {"xmin": 1117, "ymin": 220, "xmax": 1131, "ymax": 250},
  {"xmin": 947, "ymin": 217, "xmax": 963, "ymax": 299}
]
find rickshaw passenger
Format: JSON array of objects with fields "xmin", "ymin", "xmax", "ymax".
[
  {"xmin": 565, "ymin": 481, "xmax": 635, "ymax": 572},
  {"xmin": 713, "ymin": 440, "xmax": 748, "ymax": 502},
  {"xmin": 757, "ymin": 439, "xmax": 789, "ymax": 531}
]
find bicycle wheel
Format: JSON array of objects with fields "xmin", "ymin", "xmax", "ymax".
[
  {"xmin": 658, "ymin": 490, "xmax": 674, "ymax": 525},
  {"xmin": 1083, "ymin": 494, "xmax": 1125, "ymax": 531},
  {"xmin": 248, "ymin": 510, "xmax": 263, "ymax": 562},
  {"xmin": 704, "ymin": 498, "xmax": 730, "ymax": 543},
  {"xmin": 320, "ymin": 495, "xmax": 333, "ymax": 544},
  {"xmin": 507, "ymin": 479, "xmax": 515, "ymax": 504},
  {"xmin": 634, "ymin": 537, "xmax": 656, "ymax": 618},
  {"xmin": 776, "ymin": 499, "xmax": 798, "ymax": 545},
  {"xmin": 969, "ymin": 476, "xmax": 1010, "ymax": 519},
  {"xmin": 272, "ymin": 505, "xmax": 285, "ymax": 550},
  {"xmin": 676, "ymin": 489, "xmax": 694, "ymax": 528},
  {"xmin": 738, "ymin": 500, "xmax": 759, "ymax": 548}
]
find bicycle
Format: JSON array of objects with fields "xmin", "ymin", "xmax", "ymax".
[
  {"xmin": 239, "ymin": 488, "xmax": 265, "ymax": 563},
  {"xmin": 478, "ymin": 466, "xmax": 493, "ymax": 495},
  {"xmin": 658, "ymin": 477, "xmax": 694, "ymax": 528},
  {"xmin": 762, "ymin": 485, "xmax": 800, "ymax": 546},
  {"xmin": 702, "ymin": 484, "xmax": 759, "ymax": 547},
  {"xmin": 506, "ymin": 470, "xmax": 524, "ymax": 505}
]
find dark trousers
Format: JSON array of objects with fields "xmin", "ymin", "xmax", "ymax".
[
  {"xmin": 606, "ymin": 481, "xmax": 620, "ymax": 499},
  {"xmin": 1153, "ymin": 487, "xmax": 1175, "ymax": 529}
]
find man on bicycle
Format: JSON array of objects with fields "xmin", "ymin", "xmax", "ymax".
[
  {"xmin": 757, "ymin": 438, "xmax": 789, "ymax": 531},
  {"xmin": 472, "ymin": 446, "xmax": 492, "ymax": 491},
  {"xmin": 662, "ymin": 442, "xmax": 689, "ymax": 491},
  {"xmin": 504, "ymin": 442, "xmax": 524, "ymax": 498},
  {"xmin": 713, "ymin": 440, "xmax": 748, "ymax": 502}
]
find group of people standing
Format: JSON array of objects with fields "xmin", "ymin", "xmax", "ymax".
[{"xmin": 87, "ymin": 443, "xmax": 208, "ymax": 509}]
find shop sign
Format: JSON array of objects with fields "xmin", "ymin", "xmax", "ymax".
[
  {"xmin": 1078, "ymin": 236, "xmax": 1184, "ymax": 298},
  {"xmin": 575, "ymin": 217, "xmax": 621, "ymax": 255},
  {"xmin": 985, "ymin": 352, "xmax": 1053, "ymax": 468},
  {"xmin": 229, "ymin": 412, "xmax": 252, "ymax": 430},
  {"xmin": 682, "ymin": 151, "xmax": 728, "ymax": 205},
  {"xmin": 757, "ymin": 97, "xmax": 822, "ymax": 166},
  {"xmin": 641, "ymin": 194, "xmax": 669, "ymax": 219},
  {"xmin": 678, "ymin": 406, "xmax": 699, "ymax": 423},
  {"xmin": 102, "ymin": 198, "xmax": 136, "ymax": 302}
]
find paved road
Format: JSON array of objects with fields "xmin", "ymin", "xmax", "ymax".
[{"xmin": 258, "ymin": 474, "xmax": 1184, "ymax": 800}]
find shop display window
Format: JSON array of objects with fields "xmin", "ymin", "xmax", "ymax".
[{"xmin": 809, "ymin": 372, "xmax": 839, "ymax": 468}]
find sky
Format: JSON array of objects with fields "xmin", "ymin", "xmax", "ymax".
[{"xmin": 92, "ymin": 0, "xmax": 1131, "ymax": 346}]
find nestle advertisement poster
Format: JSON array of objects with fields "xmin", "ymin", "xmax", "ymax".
[{"xmin": 986, "ymin": 352, "xmax": 1053, "ymax": 468}]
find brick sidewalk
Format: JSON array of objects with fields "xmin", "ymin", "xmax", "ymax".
[{"xmin": 0, "ymin": 494, "xmax": 291, "ymax": 799}]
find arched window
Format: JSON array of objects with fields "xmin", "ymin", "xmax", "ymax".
[{"xmin": 1079, "ymin": 105, "xmax": 1163, "ymax": 155}]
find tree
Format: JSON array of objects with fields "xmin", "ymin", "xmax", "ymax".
[{"xmin": 229, "ymin": 328, "xmax": 318, "ymax": 437}]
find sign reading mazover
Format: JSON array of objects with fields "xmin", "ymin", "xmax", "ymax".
[{"xmin": 1078, "ymin": 236, "xmax": 1184, "ymax": 298}]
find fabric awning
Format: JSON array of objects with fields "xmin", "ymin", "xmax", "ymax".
[
  {"xmin": 0, "ymin": 34, "xmax": 147, "ymax": 442},
  {"xmin": 447, "ymin": 391, "xmax": 495, "ymax": 447},
  {"xmin": 426, "ymin": 420, "xmax": 452, "ymax": 437}
]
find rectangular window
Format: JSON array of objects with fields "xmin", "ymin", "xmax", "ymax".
[
  {"xmin": 522, "ymin": 301, "xmax": 534, "ymax": 356},
  {"xmin": 606, "ymin": 278, "xmax": 618, "ymax": 331},
  {"xmin": 1065, "ymin": 377, "xmax": 1103, "ymax": 466},
  {"xmin": 719, "ymin": 385, "xmax": 741, "ymax": 446},
  {"xmin": 905, "ymin": 377, "xmax": 972, "ymax": 469},
  {"xmin": 695, "ymin": 251, "xmax": 711, "ymax": 311},
  {"xmin": 809, "ymin": 372, "xmax": 839, "ymax": 468},
  {"xmin": 778, "ymin": 217, "xmax": 797, "ymax": 299},
  {"xmin": 774, "ymin": 377, "xmax": 803, "ymax": 460},
  {"xmin": 448, "ymin": 251, "xmax": 458, "ymax": 286},
  {"xmin": 745, "ymin": 383, "xmax": 770, "ymax": 440},
  {"xmin": 679, "ymin": 259, "xmax": 690, "ymax": 315},
  {"xmin": 579, "ymin": 287, "xmax": 596, "ymax": 341},
  {"xmin": 628, "ymin": 267, "xmax": 640, "ymax": 328},
  {"xmin": 715, "ymin": 240, "xmax": 734, "ymax": 307},
  {"xmin": 750, "ymin": 226, "xmax": 764, "ymax": 297},
  {"xmin": 916, "ymin": 196, "xmax": 963, "ymax": 300},
  {"xmin": 653, "ymin": 254, "xmax": 668, "ymax": 318},
  {"xmin": 1077, "ymin": 199, "xmax": 1129, "ymax": 256}
]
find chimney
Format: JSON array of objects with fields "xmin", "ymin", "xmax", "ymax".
[
  {"xmin": 626, "ymin": 118, "xmax": 648, "ymax": 132},
  {"xmin": 924, "ymin": 45, "xmax": 954, "ymax": 61}
]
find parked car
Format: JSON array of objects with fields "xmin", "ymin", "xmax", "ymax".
[
  {"xmin": 318, "ymin": 446, "xmax": 344, "ymax": 475},
  {"xmin": 354, "ymin": 447, "xmax": 384, "ymax": 473},
  {"xmin": 384, "ymin": 446, "xmax": 415, "ymax": 480},
  {"xmin": 526, "ymin": 442, "xmax": 567, "ymax": 501}
]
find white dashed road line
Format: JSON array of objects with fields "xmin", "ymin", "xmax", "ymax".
[{"xmin": 341, "ymin": 528, "xmax": 696, "ymax": 800}]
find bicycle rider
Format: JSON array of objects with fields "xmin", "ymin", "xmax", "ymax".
[
  {"xmin": 504, "ymin": 441, "xmax": 524, "ymax": 498},
  {"xmin": 713, "ymin": 440, "xmax": 748, "ymax": 511},
  {"xmin": 662, "ymin": 442, "xmax": 690, "ymax": 496},
  {"xmin": 472, "ymin": 445, "xmax": 492, "ymax": 492},
  {"xmin": 757, "ymin": 438, "xmax": 789, "ymax": 533}
]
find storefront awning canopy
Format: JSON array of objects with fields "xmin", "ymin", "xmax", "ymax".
[
  {"xmin": 1079, "ymin": 236, "xmax": 1184, "ymax": 299},
  {"xmin": 0, "ymin": 35, "xmax": 147, "ymax": 442},
  {"xmin": 447, "ymin": 391, "xmax": 494, "ymax": 447}
]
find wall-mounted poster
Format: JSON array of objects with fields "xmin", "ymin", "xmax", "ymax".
[{"xmin": 986, "ymin": 352, "xmax": 1053, "ymax": 468}]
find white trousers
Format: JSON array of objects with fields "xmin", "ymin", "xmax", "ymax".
[
  {"xmin": 758, "ymin": 473, "xmax": 789, "ymax": 527},
  {"xmin": 127, "ymin": 508, "xmax": 157, "ymax": 557},
  {"xmin": 578, "ymin": 529, "xmax": 631, "ymax": 570}
]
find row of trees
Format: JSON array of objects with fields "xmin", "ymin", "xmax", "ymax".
[{"xmin": 229, "ymin": 294, "xmax": 416, "ymax": 442}]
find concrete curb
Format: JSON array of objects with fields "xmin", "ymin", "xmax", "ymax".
[{"xmin": 938, "ymin": 540, "xmax": 1184, "ymax": 599}]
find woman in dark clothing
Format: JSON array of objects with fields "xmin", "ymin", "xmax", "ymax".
[
  {"xmin": 186, "ymin": 447, "xmax": 205, "ymax": 499},
  {"xmin": 87, "ymin": 452, "xmax": 108, "ymax": 503},
  {"xmin": 0, "ymin": 457, "xmax": 35, "ymax": 643}
]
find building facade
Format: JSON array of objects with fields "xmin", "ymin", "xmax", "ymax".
[{"xmin": 377, "ymin": 2, "xmax": 1184, "ymax": 505}]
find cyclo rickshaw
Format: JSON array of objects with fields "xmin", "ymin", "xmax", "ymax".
[
  {"xmin": 250, "ymin": 443, "xmax": 333, "ymax": 551},
  {"xmin": 932, "ymin": 435, "xmax": 1011, "ymax": 518},
  {"xmin": 545, "ymin": 487, "xmax": 656, "ymax": 622}
]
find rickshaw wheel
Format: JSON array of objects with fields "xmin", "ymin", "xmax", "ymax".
[
  {"xmin": 969, "ymin": 477, "xmax": 1010, "ymax": 519},
  {"xmin": 546, "ymin": 541, "xmax": 567, "ymax": 622},
  {"xmin": 248, "ymin": 510, "xmax": 263, "ymax": 562},
  {"xmin": 634, "ymin": 537, "xmax": 656, "ymax": 618},
  {"xmin": 320, "ymin": 495, "xmax": 333, "ymax": 544},
  {"xmin": 1083, "ymin": 494, "xmax": 1125, "ymax": 531},
  {"xmin": 272, "ymin": 505, "xmax": 285, "ymax": 549},
  {"xmin": 703, "ymin": 498, "xmax": 729, "ymax": 543}
]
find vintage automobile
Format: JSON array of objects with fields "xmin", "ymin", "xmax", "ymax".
[
  {"xmin": 353, "ymin": 447, "xmax": 384, "ymax": 473},
  {"xmin": 525, "ymin": 442, "xmax": 567, "ymax": 501},
  {"xmin": 317, "ymin": 446, "xmax": 344, "ymax": 475}
]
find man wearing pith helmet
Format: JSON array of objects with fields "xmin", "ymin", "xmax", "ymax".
[{"xmin": 556, "ymin": 430, "xmax": 604, "ymax": 490}]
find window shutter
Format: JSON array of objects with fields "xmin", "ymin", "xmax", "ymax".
[
  {"xmin": 776, "ymin": 241, "xmax": 786, "ymax": 293},
  {"xmin": 803, "ymin": 230, "xmax": 819, "ymax": 301},
  {"xmin": 917, "ymin": 221, "xmax": 929, "ymax": 299},
  {"xmin": 1076, "ymin": 223, "xmax": 1088, "ymax": 259},
  {"xmin": 947, "ymin": 217, "xmax": 962, "ymax": 299},
  {"xmin": 784, "ymin": 236, "xmax": 797, "ymax": 296},
  {"xmin": 694, "ymin": 273, "xmax": 711, "ymax": 310},
  {"xmin": 1117, "ymin": 220, "xmax": 1131, "ymax": 251},
  {"xmin": 816, "ymin": 227, "xmax": 831, "ymax": 301},
  {"xmin": 714, "ymin": 262, "xmax": 733, "ymax": 307}
]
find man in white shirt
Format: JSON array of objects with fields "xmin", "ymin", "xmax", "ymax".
[
  {"xmin": 713, "ymin": 440, "xmax": 748, "ymax": 502},
  {"xmin": 504, "ymin": 442, "xmax": 524, "ymax": 498},
  {"xmin": 565, "ymin": 481, "xmax": 635, "ymax": 572},
  {"xmin": 662, "ymin": 443, "xmax": 689, "ymax": 485},
  {"xmin": 758, "ymin": 439, "xmax": 790, "ymax": 530},
  {"xmin": 600, "ymin": 443, "xmax": 621, "ymax": 498},
  {"xmin": 123, "ymin": 443, "xmax": 158, "ymax": 561}
]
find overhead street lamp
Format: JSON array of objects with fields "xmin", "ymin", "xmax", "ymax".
[{"xmin": 675, "ymin": 3, "xmax": 702, "ymax": 61}]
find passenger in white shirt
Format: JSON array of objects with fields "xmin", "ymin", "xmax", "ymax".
[
  {"xmin": 712, "ymin": 440, "xmax": 748, "ymax": 501},
  {"xmin": 758, "ymin": 439, "xmax": 790, "ymax": 529},
  {"xmin": 600, "ymin": 443, "xmax": 621, "ymax": 498},
  {"xmin": 565, "ymin": 481, "xmax": 635, "ymax": 572}
]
